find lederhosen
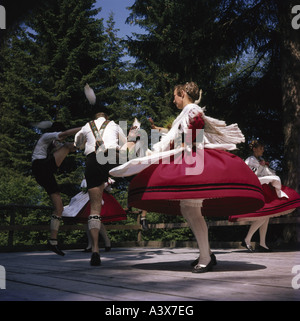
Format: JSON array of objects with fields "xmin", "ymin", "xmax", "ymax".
[
  {"xmin": 85, "ymin": 120, "xmax": 118, "ymax": 189},
  {"xmin": 32, "ymin": 140, "xmax": 59, "ymax": 195}
]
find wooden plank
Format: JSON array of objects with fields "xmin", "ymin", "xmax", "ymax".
[{"xmin": 1, "ymin": 248, "xmax": 300, "ymax": 301}]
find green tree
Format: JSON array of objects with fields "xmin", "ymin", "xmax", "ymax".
[
  {"xmin": 0, "ymin": 0, "xmax": 137, "ymax": 204},
  {"xmin": 126, "ymin": 0, "xmax": 299, "ymax": 188}
]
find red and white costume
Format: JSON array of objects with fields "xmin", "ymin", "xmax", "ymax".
[
  {"xmin": 110, "ymin": 103, "xmax": 264, "ymax": 217},
  {"xmin": 229, "ymin": 156, "xmax": 300, "ymax": 222}
]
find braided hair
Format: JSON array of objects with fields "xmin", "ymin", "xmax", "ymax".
[{"xmin": 174, "ymin": 82, "xmax": 202, "ymax": 104}]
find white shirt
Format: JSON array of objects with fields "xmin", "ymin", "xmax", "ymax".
[
  {"xmin": 74, "ymin": 117, "xmax": 127, "ymax": 156},
  {"xmin": 32, "ymin": 132, "xmax": 61, "ymax": 161}
]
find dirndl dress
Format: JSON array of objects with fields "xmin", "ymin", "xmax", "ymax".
[
  {"xmin": 110, "ymin": 104, "xmax": 265, "ymax": 217},
  {"xmin": 229, "ymin": 158, "xmax": 300, "ymax": 222},
  {"xmin": 62, "ymin": 190, "xmax": 126, "ymax": 223}
]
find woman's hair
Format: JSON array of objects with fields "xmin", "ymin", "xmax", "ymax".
[
  {"xmin": 174, "ymin": 82, "xmax": 201, "ymax": 103},
  {"xmin": 249, "ymin": 139, "xmax": 264, "ymax": 150}
]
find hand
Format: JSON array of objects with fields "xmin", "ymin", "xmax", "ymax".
[{"xmin": 148, "ymin": 117, "xmax": 156, "ymax": 128}]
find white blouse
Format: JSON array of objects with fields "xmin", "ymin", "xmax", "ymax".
[{"xmin": 74, "ymin": 117, "xmax": 127, "ymax": 156}]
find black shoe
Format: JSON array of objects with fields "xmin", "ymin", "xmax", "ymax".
[
  {"xmin": 192, "ymin": 259, "xmax": 214, "ymax": 273},
  {"xmin": 105, "ymin": 246, "xmax": 111, "ymax": 252},
  {"xmin": 257, "ymin": 245, "xmax": 272, "ymax": 252},
  {"xmin": 191, "ymin": 253, "xmax": 217, "ymax": 267},
  {"xmin": 83, "ymin": 247, "xmax": 92, "ymax": 252},
  {"xmin": 47, "ymin": 240, "xmax": 65, "ymax": 256},
  {"xmin": 90, "ymin": 252, "xmax": 101, "ymax": 266},
  {"xmin": 241, "ymin": 240, "xmax": 254, "ymax": 252}
]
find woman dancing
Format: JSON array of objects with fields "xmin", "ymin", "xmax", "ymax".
[
  {"xmin": 110, "ymin": 82, "xmax": 265, "ymax": 273},
  {"xmin": 229, "ymin": 140, "xmax": 300, "ymax": 252}
]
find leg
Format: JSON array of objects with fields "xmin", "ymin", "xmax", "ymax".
[
  {"xmin": 87, "ymin": 184, "xmax": 105, "ymax": 265},
  {"xmin": 48, "ymin": 192, "xmax": 64, "ymax": 256},
  {"xmin": 53, "ymin": 142, "xmax": 76, "ymax": 167},
  {"xmin": 180, "ymin": 201, "xmax": 212, "ymax": 272},
  {"xmin": 244, "ymin": 219, "xmax": 267, "ymax": 250},
  {"xmin": 84, "ymin": 224, "xmax": 92, "ymax": 251},
  {"xmin": 99, "ymin": 224, "xmax": 111, "ymax": 251},
  {"xmin": 140, "ymin": 210, "xmax": 149, "ymax": 230},
  {"xmin": 258, "ymin": 218, "xmax": 270, "ymax": 249}
]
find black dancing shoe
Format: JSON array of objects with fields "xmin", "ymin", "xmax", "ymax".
[
  {"xmin": 47, "ymin": 240, "xmax": 65, "ymax": 256},
  {"xmin": 105, "ymin": 246, "xmax": 111, "ymax": 252},
  {"xmin": 192, "ymin": 259, "xmax": 214, "ymax": 273},
  {"xmin": 83, "ymin": 247, "xmax": 92, "ymax": 252},
  {"xmin": 191, "ymin": 253, "xmax": 217, "ymax": 267},
  {"xmin": 241, "ymin": 240, "xmax": 254, "ymax": 252},
  {"xmin": 90, "ymin": 252, "xmax": 101, "ymax": 266}
]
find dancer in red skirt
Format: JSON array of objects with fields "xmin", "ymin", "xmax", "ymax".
[
  {"xmin": 229, "ymin": 140, "xmax": 300, "ymax": 252},
  {"xmin": 110, "ymin": 82, "xmax": 264, "ymax": 273}
]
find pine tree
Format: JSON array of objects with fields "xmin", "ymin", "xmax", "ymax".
[
  {"xmin": 126, "ymin": 0, "xmax": 299, "ymax": 185},
  {"xmin": 0, "ymin": 0, "xmax": 126, "ymax": 193}
]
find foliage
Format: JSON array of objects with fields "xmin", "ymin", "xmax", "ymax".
[
  {"xmin": 0, "ymin": 0, "xmax": 299, "ymax": 248},
  {"xmin": 126, "ymin": 0, "xmax": 285, "ymax": 169}
]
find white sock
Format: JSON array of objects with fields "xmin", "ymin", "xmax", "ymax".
[
  {"xmin": 49, "ymin": 239, "xmax": 58, "ymax": 246},
  {"xmin": 50, "ymin": 215, "xmax": 61, "ymax": 232},
  {"xmin": 88, "ymin": 214, "xmax": 101, "ymax": 230}
]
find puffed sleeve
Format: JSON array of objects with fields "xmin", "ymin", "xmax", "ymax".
[{"xmin": 184, "ymin": 113, "xmax": 205, "ymax": 147}]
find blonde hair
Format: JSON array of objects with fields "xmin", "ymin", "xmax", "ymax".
[{"xmin": 174, "ymin": 82, "xmax": 202, "ymax": 104}]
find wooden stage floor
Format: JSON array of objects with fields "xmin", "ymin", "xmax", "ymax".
[{"xmin": 0, "ymin": 247, "xmax": 299, "ymax": 301}]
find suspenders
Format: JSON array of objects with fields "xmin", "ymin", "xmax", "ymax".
[{"xmin": 89, "ymin": 119, "xmax": 110, "ymax": 152}]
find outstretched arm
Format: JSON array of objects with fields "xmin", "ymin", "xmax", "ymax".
[{"xmin": 58, "ymin": 127, "xmax": 82, "ymax": 140}]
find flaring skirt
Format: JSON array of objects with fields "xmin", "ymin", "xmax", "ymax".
[
  {"xmin": 229, "ymin": 184, "xmax": 300, "ymax": 222},
  {"xmin": 63, "ymin": 191, "xmax": 126, "ymax": 223},
  {"xmin": 128, "ymin": 149, "xmax": 265, "ymax": 217}
]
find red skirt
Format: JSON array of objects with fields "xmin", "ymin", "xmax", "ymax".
[
  {"xmin": 229, "ymin": 184, "xmax": 300, "ymax": 222},
  {"xmin": 72, "ymin": 191, "xmax": 126, "ymax": 223},
  {"xmin": 128, "ymin": 149, "xmax": 264, "ymax": 217}
]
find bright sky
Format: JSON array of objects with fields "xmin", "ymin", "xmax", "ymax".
[{"xmin": 95, "ymin": 0, "xmax": 145, "ymax": 38}]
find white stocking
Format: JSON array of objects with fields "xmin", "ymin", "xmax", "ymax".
[
  {"xmin": 180, "ymin": 201, "xmax": 211, "ymax": 266},
  {"xmin": 259, "ymin": 218, "xmax": 269, "ymax": 248},
  {"xmin": 245, "ymin": 218, "xmax": 268, "ymax": 245}
]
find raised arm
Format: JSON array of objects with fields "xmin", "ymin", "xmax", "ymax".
[{"xmin": 58, "ymin": 127, "xmax": 82, "ymax": 140}]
